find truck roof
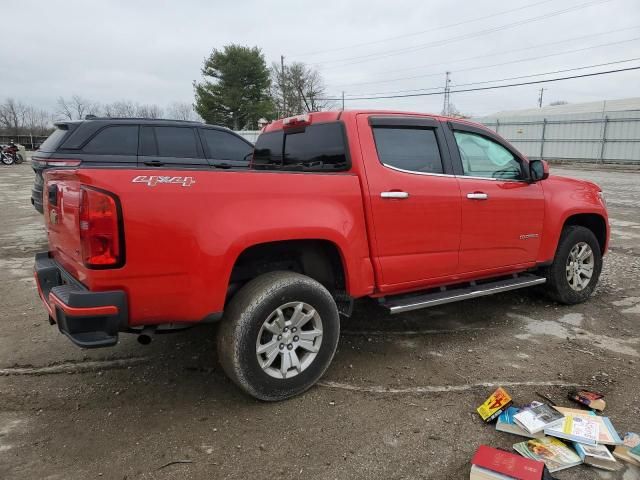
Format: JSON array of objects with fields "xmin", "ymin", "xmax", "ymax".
[{"xmin": 261, "ymin": 110, "xmax": 478, "ymax": 133}]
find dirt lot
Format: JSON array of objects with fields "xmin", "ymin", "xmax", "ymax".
[{"xmin": 0, "ymin": 162, "xmax": 639, "ymax": 480}]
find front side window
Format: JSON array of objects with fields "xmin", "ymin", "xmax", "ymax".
[
  {"xmin": 253, "ymin": 123, "xmax": 348, "ymax": 171},
  {"xmin": 372, "ymin": 127, "xmax": 443, "ymax": 174},
  {"xmin": 200, "ymin": 129, "xmax": 253, "ymax": 163},
  {"xmin": 83, "ymin": 126, "xmax": 138, "ymax": 155},
  {"xmin": 253, "ymin": 131, "xmax": 283, "ymax": 168},
  {"xmin": 154, "ymin": 127, "xmax": 198, "ymax": 158},
  {"xmin": 454, "ymin": 131, "xmax": 522, "ymax": 180}
]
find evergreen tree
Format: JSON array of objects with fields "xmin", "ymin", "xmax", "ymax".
[{"xmin": 194, "ymin": 45, "xmax": 273, "ymax": 129}]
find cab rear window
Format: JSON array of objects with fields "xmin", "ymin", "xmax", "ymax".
[{"xmin": 253, "ymin": 123, "xmax": 348, "ymax": 172}]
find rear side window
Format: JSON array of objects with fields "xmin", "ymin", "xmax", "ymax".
[
  {"xmin": 253, "ymin": 123, "xmax": 348, "ymax": 171},
  {"xmin": 154, "ymin": 127, "xmax": 199, "ymax": 158},
  {"xmin": 373, "ymin": 127, "xmax": 443, "ymax": 174},
  {"xmin": 83, "ymin": 126, "xmax": 139, "ymax": 155},
  {"xmin": 200, "ymin": 129, "xmax": 252, "ymax": 163},
  {"xmin": 39, "ymin": 127, "xmax": 69, "ymax": 152}
]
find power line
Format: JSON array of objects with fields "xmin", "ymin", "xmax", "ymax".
[
  {"xmin": 329, "ymin": 25, "xmax": 640, "ymax": 89},
  {"xmin": 341, "ymin": 55, "xmax": 640, "ymax": 98},
  {"xmin": 337, "ymin": 36, "xmax": 640, "ymax": 96},
  {"xmin": 318, "ymin": 65, "xmax": 640, "ymax": 101},
  {"xmin": 289, "ymin": 0, "xmax": 556, "ymax": 58},
  {"xmin": 451, "ymin": 58, "xmax": 640, "ymax": 88},
  {"xmin": 313, "ymin": 0, "xmax": 611, "ymax": 68}
]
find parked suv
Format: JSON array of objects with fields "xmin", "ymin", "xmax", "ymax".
[{"xmin": 31, "ymin": 118, "xmax": 253, "ymax": 212}]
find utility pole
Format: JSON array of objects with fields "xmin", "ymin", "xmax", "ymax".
[
  {"xmin": 538, "ymin": 88, "xmax": 545, "ymax": 108},
  {"xmin": 442, "ymin": 71, "xmax": 451, "ymax": 116},
  {"xmin": 281, "ymin": 55, "xmax": 286, "ymax": 116},
  {"xmin": 341, "ymin": 91, "xmax": 345, "ymax": 110}
]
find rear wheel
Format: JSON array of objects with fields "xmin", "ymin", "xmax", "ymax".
[
  {"xmin": 217, "ymin": 271, "xmax": 340, "ymax": 401},
  {"xmin": 543, "ymin": 226, "xmax": 602, "ymax": 304},
  {"xmin": 1, "ymin": 154, "xmax": 14, "ymax": 165}
]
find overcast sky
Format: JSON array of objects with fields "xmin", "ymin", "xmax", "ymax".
[{"xmin": 4, "ymin": 0, "xmax": 640, "ymax": 117}]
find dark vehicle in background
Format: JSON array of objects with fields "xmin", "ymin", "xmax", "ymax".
[{"xmin": 30, "ymin": 118, "xmax": 253, "ymax": 213}]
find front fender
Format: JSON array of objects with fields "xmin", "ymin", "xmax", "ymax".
[{"xmin": 537, "ymin": 175, "xmax": 609, "ymax": 262}]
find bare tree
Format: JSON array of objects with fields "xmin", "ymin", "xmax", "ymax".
[
  {"xmin": 166, "ymin": 101, "xmax": 200, "ymax": 121},
  {"xmin": 102, "ymin": 100, "xmax": 137, "ymax": 118},
  {"xmin": 25, "ymin": 106, "xmax": 53, "ymax": 136},
  {"xmin": 56, "ymin": 95, "xmax": 100, "ymax": 120},
  {"xmin": 0, "ymin": 98, "xmax": 29, "ymax": 135},
  {"xmin": 136, "ymin": 104, "xmax": 164, "ymax": 119},
  {"xmin": 270, "ymin": 62, "xmax": 333, "ymax": 117}
]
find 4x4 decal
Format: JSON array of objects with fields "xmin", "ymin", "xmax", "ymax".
[{"xmin": 132, "ymin": 175, "xmax": 196, "ymax": 187}]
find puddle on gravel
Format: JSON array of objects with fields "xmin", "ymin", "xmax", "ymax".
[
  {"xmin": 509, "ymin": 312, "xmax": 639, "ymax": 357},
  {"xmin": 0, "ymin": 416, "xmax": 25, "ymax": 454},
  {"xmin": 613, "ymin": 297, "xmax": 640, "ymax": 314},
  {"xmin": 0, "ymin": 257, "xmax": 35, "ymax": 281}
]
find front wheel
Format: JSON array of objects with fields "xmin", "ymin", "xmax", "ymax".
[
  {"xmin": 217, "ymin": 271, "xmax": 340, "ymax": 401},
  {"xmin": 1, "ymin": 154, "xmax": 14, "ymax": 165},
  {"xmin": 543, "ymin": 226, "xmax": 603, "ymax": 304}
]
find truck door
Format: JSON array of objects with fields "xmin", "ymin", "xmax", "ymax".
[
  {"xmin": 357, "ymin": 115, "xmax": 462, "ymax": 292},
  {"xmin": 444, "ymin": 121, "xmax": 545, "ymax": 273}
]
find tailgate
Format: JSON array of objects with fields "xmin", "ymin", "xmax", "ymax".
[{"xmin": 44, "ymin": 169, "xmax": 85, "ymax": 277}]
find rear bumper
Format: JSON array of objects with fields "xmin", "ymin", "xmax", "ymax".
[{"xmin": 34, "ymin": 252, "xmax": 128, "ymax": 348}]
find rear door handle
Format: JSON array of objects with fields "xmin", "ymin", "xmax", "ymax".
[
  {"xmin": 381, "ymin": 191, "xmax": 409, "ymax": 199},
  {"xmin": 466, "ymin": 192, "xmax": 488, "ymax": 200}
]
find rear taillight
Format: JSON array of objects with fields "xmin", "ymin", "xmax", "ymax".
[
  {"xmin": 32, "ymin": 157, "xmax": 82, "ymax": 168},
  {"xmin": 79, "ymin": 187, "xmax": 123, "ymax": 268}
]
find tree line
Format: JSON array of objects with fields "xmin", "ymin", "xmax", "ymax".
[
  {"xmin": 0, "ymin": 97, "xmax": 199, "ymax": 137},
  {"xmin": 1, "ymin": 43, "xmax": 331, "ymax": 137}
]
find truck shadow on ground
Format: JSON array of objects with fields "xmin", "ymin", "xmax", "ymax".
[{"xmin": 53, "ymin": 288, "xmax": 557, "ymax": 406}]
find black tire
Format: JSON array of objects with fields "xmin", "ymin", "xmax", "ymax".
[
  {"xmin": 1, "ymin": 154, "xmax": 14, "ymax": 165},
  {"xmin": 217, "ymin": 271, "xmax": 340, "ymax": 401},
  {"xmin": 543, "ymin": 226, "xmax": 602, "ymax": 304}
]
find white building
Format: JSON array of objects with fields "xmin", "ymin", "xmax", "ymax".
[{"xmin": 473, "ymin": 98, "xmax": 640, "ymax": 164}]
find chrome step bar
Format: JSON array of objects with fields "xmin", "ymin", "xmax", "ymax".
[{"xmin": 383, "ymin": 274, "xmax": 546, "ymax": 314}]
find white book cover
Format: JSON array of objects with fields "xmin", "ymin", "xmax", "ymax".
[
  {"xmin": 514, "ymin": 403, "xmax": 564, "ymax": 434},
  {"xmin": 545, "ymin": 415, "xmax": 600, "ymax": 446},
  {"xmin": 576, "ymin": 442, "xmax": 616, "ymax": 461}
]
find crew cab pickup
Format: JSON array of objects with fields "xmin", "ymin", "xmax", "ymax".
[{"xmin": 34, "ymin": 110, "xmax": 609, "ymax": 401}]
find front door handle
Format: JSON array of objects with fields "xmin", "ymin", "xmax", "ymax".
[
  {"xmin": 143, "ymin": 160, "xmax": 165, "ymax": 167},
  {"xmin": 381, "ymin": 191, "xmax": 409, "ymax": 199},
  {"xmin": 466, "ymin": 192, "xmax": 488, "ymax": 200}
]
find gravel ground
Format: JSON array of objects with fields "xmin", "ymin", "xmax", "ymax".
[{"xmin": 0, "ymin": 162, "xmax": 639, "ymax": 480}]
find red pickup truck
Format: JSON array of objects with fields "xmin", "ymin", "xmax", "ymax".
[{"xmin": 35, "ymin": 110, "xmax": 609, "ymax": 400}]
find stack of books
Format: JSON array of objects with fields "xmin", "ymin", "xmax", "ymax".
[{"xmin": 474, "ymin": 389, "xmax": 629, "ymax": 476}]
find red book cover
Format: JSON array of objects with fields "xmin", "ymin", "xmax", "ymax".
[{"xmin": 472, "ymin": 445, "xmax": 545, "ymax": 480}]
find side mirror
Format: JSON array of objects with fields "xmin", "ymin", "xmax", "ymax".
[{"xmin": 529, "ymin": 159, "xmax": 549, "ymax": 182}]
